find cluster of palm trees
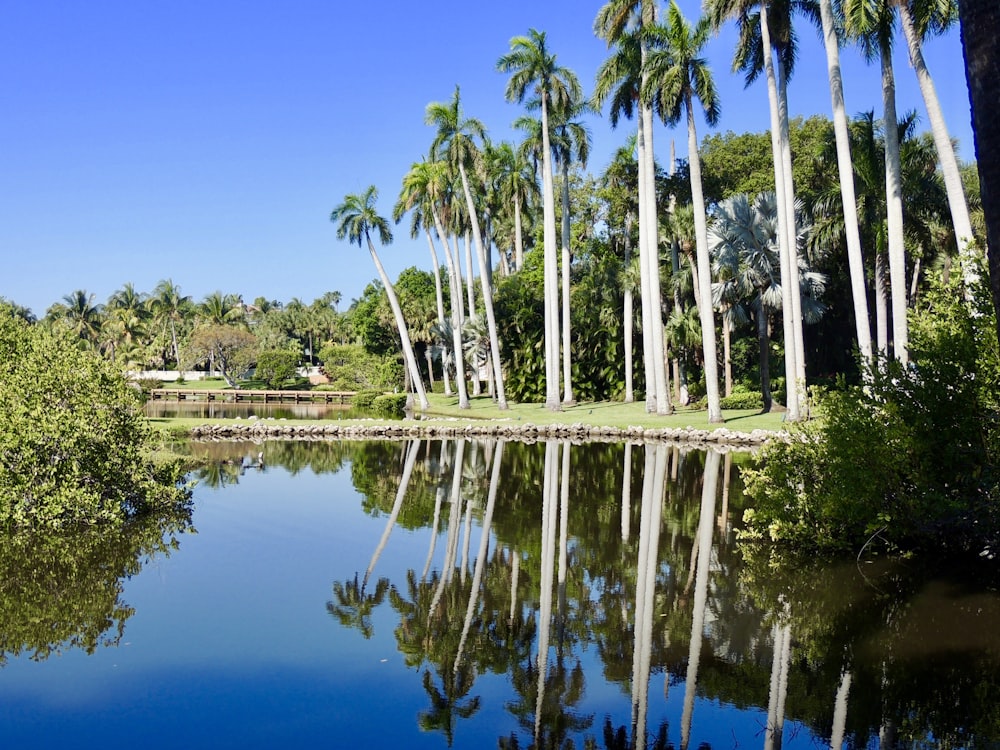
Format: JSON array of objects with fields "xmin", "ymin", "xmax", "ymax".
[
  {"xmin": 42, "ymin": 282, "xmax": 343, "ymax": 373},
  {"xmin": 331, "ymin": 0, "xmax": 973, "ymax": 422}
]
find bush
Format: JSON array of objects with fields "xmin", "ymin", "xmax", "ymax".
[
  {"xmin": 318, "ymin": 343, "xmax": 403, "ymax": 392},
  {"xmin": 134, "ymin": 378, "xmax": 162, "ymax": 403},
  {"xmin": 352, "ymin": 390, "xmax": 382, "ymax": 410},
  {"xmin": 720, "ymin": 389, "xmax": 764, "ymax": 410},
  {"xmin": 371, "ymin": 394, "xmax": 407, "ymax": 417},
  {"xmin": 740, "ymin": 275, "xmax": 1000, "ymax": 555},
  {"xmin": 0, "ymin": 309, "xmax": 191, "ymax": 529},
  {"xmin": 255, "ymin": 349, "xmax": 299, "ymax": 389}
]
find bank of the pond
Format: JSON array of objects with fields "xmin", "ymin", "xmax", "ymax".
[{"xmin": 151, "ymin": 393, "xmax": 792, "ymax": 447}]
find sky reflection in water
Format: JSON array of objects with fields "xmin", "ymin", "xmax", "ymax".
[{"xmin": 2, "ymin": 438, "xmax": 999, "ymax": 749}]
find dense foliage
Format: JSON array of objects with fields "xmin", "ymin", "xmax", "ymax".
[
  {"xmin": 741, "ymin": 273, "xmax": 1000, "ymax": 554},
  {"xmin": 0, "ymin": 308, "xmax": 191, "ymax": 529}
]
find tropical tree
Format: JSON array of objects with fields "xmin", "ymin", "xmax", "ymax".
[
  {"xmin": 330, "ymin": 185, "xmax": 429, "ymax": 410},
  {"xmin": 958, "ymin": 0, "xmax": 1000, "ymax": 341},
  {"xmin": 499, "ymin": 28, "xmax": 580, "ymax": 411},
  {"xmin": 47, "ymin": 290, "xmax": 103, "ymax": 349},
  {"xmin": 843, "ymin": 0, "xmax": 910, "ymax": 363},
  {"xmin": 427, "ymin": 87, "xmax": 508, "ymax": 409},
  {"xmin": 150, "ymin": 279, "xmax": 193, "ymax": 369},
  {"xmin": 491, "ymin": 141, "xmax": 538, "ymax": 273},
  {"xmin": 593, "ymin": 6, "xmax": 672, "ymax": 415},
  {"xmin": 644, "ymin": 1, "xmax": 724, "ymax": 422}
]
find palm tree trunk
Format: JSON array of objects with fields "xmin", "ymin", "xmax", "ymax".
[
  {"xmin": 898, "ymin": 1, "xmax": 977, "ymax": 287},
  {"xmin": 759, "ymin": 8, "xmax": 800, "ymax": 421},
  {"xmin": 637, "ymin": 116, "xmax": 657, "ymax": 413},
  {"xmin": 621, "ymin": 442, "xmax": 632, "ymax": 543},
  {"xmin": 458, "ymin": 163, "xmax": 508, "ymax": 409},
  {"xmin": 830, "ymin": 670, "xmax": 852, "ymax": 750},
  {"xmin": 687, "ymin": 97, "xmax": 723, "ymax": 423},
  {"xmin": 642, "ymin": 102, "xmax": 671, "ymax": 415},
  {"xmin": 432, "ymin": 213, "xmax": 469, "ymax": 408},
  {"xmin": 723, "ymin": 306, "xmax": 732, "ymax": 397},
  {"xmin": 514, "ymin": 199, "xmax": 525, "ymax": 271},
  {"xmin": 535, "ymin": 440, "xmax": 560, "ymax": 741},
  {"xmin": 425, "ymin": 228, "xmax": 452, "ymax": 395},
  {"xmin": 464, "ymin": 230, "xmax": 476, "ymax": 321},
  {"xmin": 366, "ymin": 238, "xmax": 429, "ymax": 410},
  {"xmin": 875, "ymin": 248, "xmax": 889, "ymax": 353},
  {"xmin": 624, "ymin": 226, "xmax": 635, "ymax": 403},
  {"xmin": 541, "ymin": 96, "xmax": 562, "ymax": 410},
  {"xmin": 560, "ymin": 159, "xmax": 574, "ymax": 404},
  {"xmin": 362, "ymin": 440, "xmax": 420, "ymax": 590},
  {"xmin": 820, "ymin": 0, "xmax": 873, "ymax": 363},
  {"xmin": 758, "ymin": 302, "xmax": 773, "ymax": 412},
  {"xmin": 881, "ymin": 44, "xmax": 909, "ymax": 364}
]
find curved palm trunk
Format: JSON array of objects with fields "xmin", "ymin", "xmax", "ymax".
[
  {"xmin": 362, "ymin": 440, "xmax": 420, "ymax": 590},
  {"xmin": 898, "ymin": 1, "xmax": 976, "ymax": 287},
  {"xmin": 366, "ymin": 241, "xmax": 429, "ymax": 409},
  {"xmin": 425, "ymin": 228, "xmax": 452, "ymax": 396},
  {"xmin": 541, "ymin": 97, "xmax": 562, "ymax": 411},
  {"xmin": 432, "ymin": 212, "xmax": 469, "ymax": 408},
  {"xmin": 458, "ymin": 163, "xmax": 508, "ymax": 409},
  {"xmin": 759, "ymin": 9, "xmax": 800, "ymax": 421},
  {"xmin": 881, "ymin": 45, "xmax": 909, "ymax": 363},
  {"xmin": 560, "ymin": 159, "xmax": 574, "ymax": 404},
  {"xmin": 820, "ymin": 0, "xmax": 873, "ymax": 363},
  {"xmin": 686, "ymin": 97, "xmax": 723, "ymax": 423}
]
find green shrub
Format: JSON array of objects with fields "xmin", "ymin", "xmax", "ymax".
[
  {"xmin": 371, "ymin": 394, "xmax": 407, "ymax": 417},
  {"xmin": 255, "ymin": 349, "xmax": 299, "ymax": 389},
  {"xmin": 0, "ymin": 309, "xmax": 191, "ymax": 529},
  {"xmin": 319, "ymin": 344, "xmax": 402, "ymax": 392},
  {"xmin": 352, "ymin": 390, "xmax": 382, "ymax": 410},
  {"xmin": 134, "ymin": 378, "xmax": 162, "ymax": 402},
  {"xmin": 720, "ymin": 390, "xmax": 764, "ymax": 410}
]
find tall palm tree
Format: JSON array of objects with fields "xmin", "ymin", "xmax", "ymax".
[
  {"xmin": 427, "ymin": 87, "xmax": 508, "ymax": 409},
  {"xmin": 498, "ymin": 29, "xmax": 580, "ymax": 412},
  {"xmin": 395, "ymin": 160, "xmax": 454, "ymax": 396},
  {"xmin": 897, "ymin": 0, "xmax": 976, "ymax": 287},
  {"xmin": 594, "ymin": 6, "xmax": 672, "ymax": 415},
  {"xmin": 645, "ymin": 1, "xmax": 724, "ymax": 423},
  {"xmin": 198, "ymin": 291, "xmax": 244, "ymax": 327},
  {"xmin": 48, "ymin": 290, "xmax": 103, "ymax": 348},
  {"xmin": 491, "ymin": 141, "xmax": 538, "ymax": 273},
  {"xmin": 959, "ymin": 0, "xmax": 1000, "ymax": 341},
  {"xmin": 330, "ymin": 185, "xmax": 429, "ymax": 410},
  {"xmin": 843, "ymin": 0, "xmax": 909, "ymax": 363},
  {"xmin": 150, "ymin": 279, "xmax": 192, "ymax": 369}
]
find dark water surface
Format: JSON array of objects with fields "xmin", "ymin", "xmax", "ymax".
[{"xmin": 2, "ymin": 439, "xmax": 999, "ymax": 749}]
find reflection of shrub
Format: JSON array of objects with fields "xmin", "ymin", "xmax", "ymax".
[
  {"xmin": 372, "ymin": 394, "xmax": 407, "ymax": 417},
  {"xmin": 0, "ymin": 510, "xmax": 191, "ymax": 664},
  {"xmin": 0, "ymin": 309, "xmax": 191, "ymax": 529}
]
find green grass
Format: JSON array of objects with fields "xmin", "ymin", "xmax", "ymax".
[{"xmin": 148, "ymin": 392, "xmax": 793, "ymax": 435}]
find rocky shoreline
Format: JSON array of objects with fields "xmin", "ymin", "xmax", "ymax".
[{"xmin": 188, "ymin": 419, "xmax": 786, "ymax": 448}]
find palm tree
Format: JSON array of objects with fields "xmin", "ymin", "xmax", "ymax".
[
  {"xmin": 150, "ymin": 279, "xmax": 192, "ymax": 369},
  {"xmin": 959, "ymin": 0, "xmax": 1000, "ymax": 341},
  {"xmin": 48, "ymin": 290, "xmax": 103, "ymax": 348},
  {"xmin": 498, "ymin": 29, "xmax": 581, "ymax": 412},
  {"xmin": 427, "ymin": 87, "xmax": 508, "ymax": 409},
  {"xmin": 843, "ymin": 0, "xmax": 909, "ymax": 363},
  {"xmin": 644, "ymin": 1, "xmax": 724, "ymax": 423},
  {"xmin": 330, "ymin": 185, "xmax": 429, "ymax": 410},
  {"xmin": 897, "ymin": 0, "xmax": 976, "ymax": 287},
  {"xmin": 198, "ymin": 291, "xmax": 244, "ymax": 327},
  {"xmin": 593, "ymin": 8, "xmax": 672, "ymax": 415},
  {"xmin": 395, "ymin": 160, "xmax": 454, "ymax": 396},
  {"xmin": 492, "ymin": 141, "xmax": 538, "ymax": 273}
]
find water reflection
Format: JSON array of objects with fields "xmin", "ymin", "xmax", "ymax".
[{"xmin": 7, "ymin": 438, "xmax": 1000, "ymax": 748}]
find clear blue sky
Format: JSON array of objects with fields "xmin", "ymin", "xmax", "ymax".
[{"xmin": 0, "ymin": 0, "xmax": 973, "ymax": 318}]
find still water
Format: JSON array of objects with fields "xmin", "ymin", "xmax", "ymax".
[
  {"xmin": 143, "ymin": 400, "xmax": 373, "ymax": 420},
  {"xmin": 2, "ymin": 439, "xmax": 999, "ymax": 749}
]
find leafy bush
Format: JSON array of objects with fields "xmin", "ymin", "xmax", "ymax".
[
  {"xmin": 0, "ymin": 309, "xmax": 191, "ymax": 529},
  {"xmin": 255, "ymin": 349, "xmax": 299, "ymax": 389},
  {"xmin": 319, "ymin": 343, "xmax": 402, "ymax": 392},
  {"xmin": 134, "ymin": 378, "xmax": 162, "ymax": 402},
  {"xmin": 740, "ymin": 275, "xmax": 1000, "ymax": 555},
  {"xmin": 371, "ymin": 394, "xmax": 407, "ymax": 417},
  {"xmin": 352, "ymin": 390, "xmax": 382, "ymax": 410},
  {"xmin": 720, "ymin": 389, "xmax": 764, "ymax": 410}
]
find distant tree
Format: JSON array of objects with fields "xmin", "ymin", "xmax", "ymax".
[
  {"xmin": 185, "ymin": 325, "xmax": 258, "ymax": 388},
  {"xmin": 255, "ymin": 349, "xmax": 299, "ymax": 389}
]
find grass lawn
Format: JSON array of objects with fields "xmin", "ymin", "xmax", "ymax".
[{"xmin": 148, "ymin": 391, "xmax": 793, "ymax": 436}]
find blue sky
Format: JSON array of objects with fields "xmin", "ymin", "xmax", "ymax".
[{"xmin": 1, "ymin": 0, "xmax": 972, "ymax": 318}]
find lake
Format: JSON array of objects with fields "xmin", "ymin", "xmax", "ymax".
[{"xmin": 2, "ymin": 438, "xmax": 999, "ymax": 748}]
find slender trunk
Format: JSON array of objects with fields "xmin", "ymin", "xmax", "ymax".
[
  {"xmin": 432, "ymin": 213, "xmax": 469, "ymax": 408},
  {"xmin": 723, "ymin": 306, "xmax": 732, "ymax": 397},
  {"xmin": 820, "ymin": 0, "xmax": 873, "ymax": 363},
  {"xmin": 541, "ymin": 96, "xmax": 561, "ymax": 410},
  {"xmin": 535, "ymin": 441, "xmax": 560, "ymax": 741},
  {"xmin": 621, "ymin": 442, "xmax": 632, "ymax": 543},
  {"xmin": 366, "ymin": 239, "xmax": 429, "ymax": 410},
  {"xmin": 758, "ymin": 301, "xmax": 773, "ymax": 412},
  {"xmin": 777, "ymin": 59, "xmax": 807, "ymax": 413},
  {"xmin": 362, "ymin": 440, "xmax": 420, "ymax": 590},
  {"xmin": 881, "ymin": 45, "xmax": 909, "ymax": 363},
  {"xmin": 899, "ymin": 1, "xmax": 977, "ymax": 286},
  {"xmin": 458, "ymin": 163, "xmax": 508, "ymax": 409},
  {"xmin": 464, "ymin": 230, "xmax": 475, "ymax": 321},
  {"xmin": 637, "ymin": 116, "xmax": 657, "ymax": 412},
  {"xmin": 624, "ymin": 222, "xmax": 635, "ymax": 403},
  {"xmin": 514, "ymin": 197, "xmax": 525, "ymax": 271},
  {"xmin": 830, "ymin": 670, "xmax": 852, "ymax": 750},
  {"xmin": 425, "ymin": 228, "xmax": 452, "ymax": 395},
  {"xmin": 642, "ymin": 102, "xmax": 671, "ymax": 415},
  {"xmin": 687, "ymin": 98, "xmax": 722, "ymax": 423},
  {"xmin": 560, "ymin": 159, "xmax": 574, "ymax": 404},
  {"xmin": 760, "ymin": 10, "xmax": 799, "ymax": 421},
  {"xmin": 875, "ymin": 248, "xmax": 889, "ymax": 354}
]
